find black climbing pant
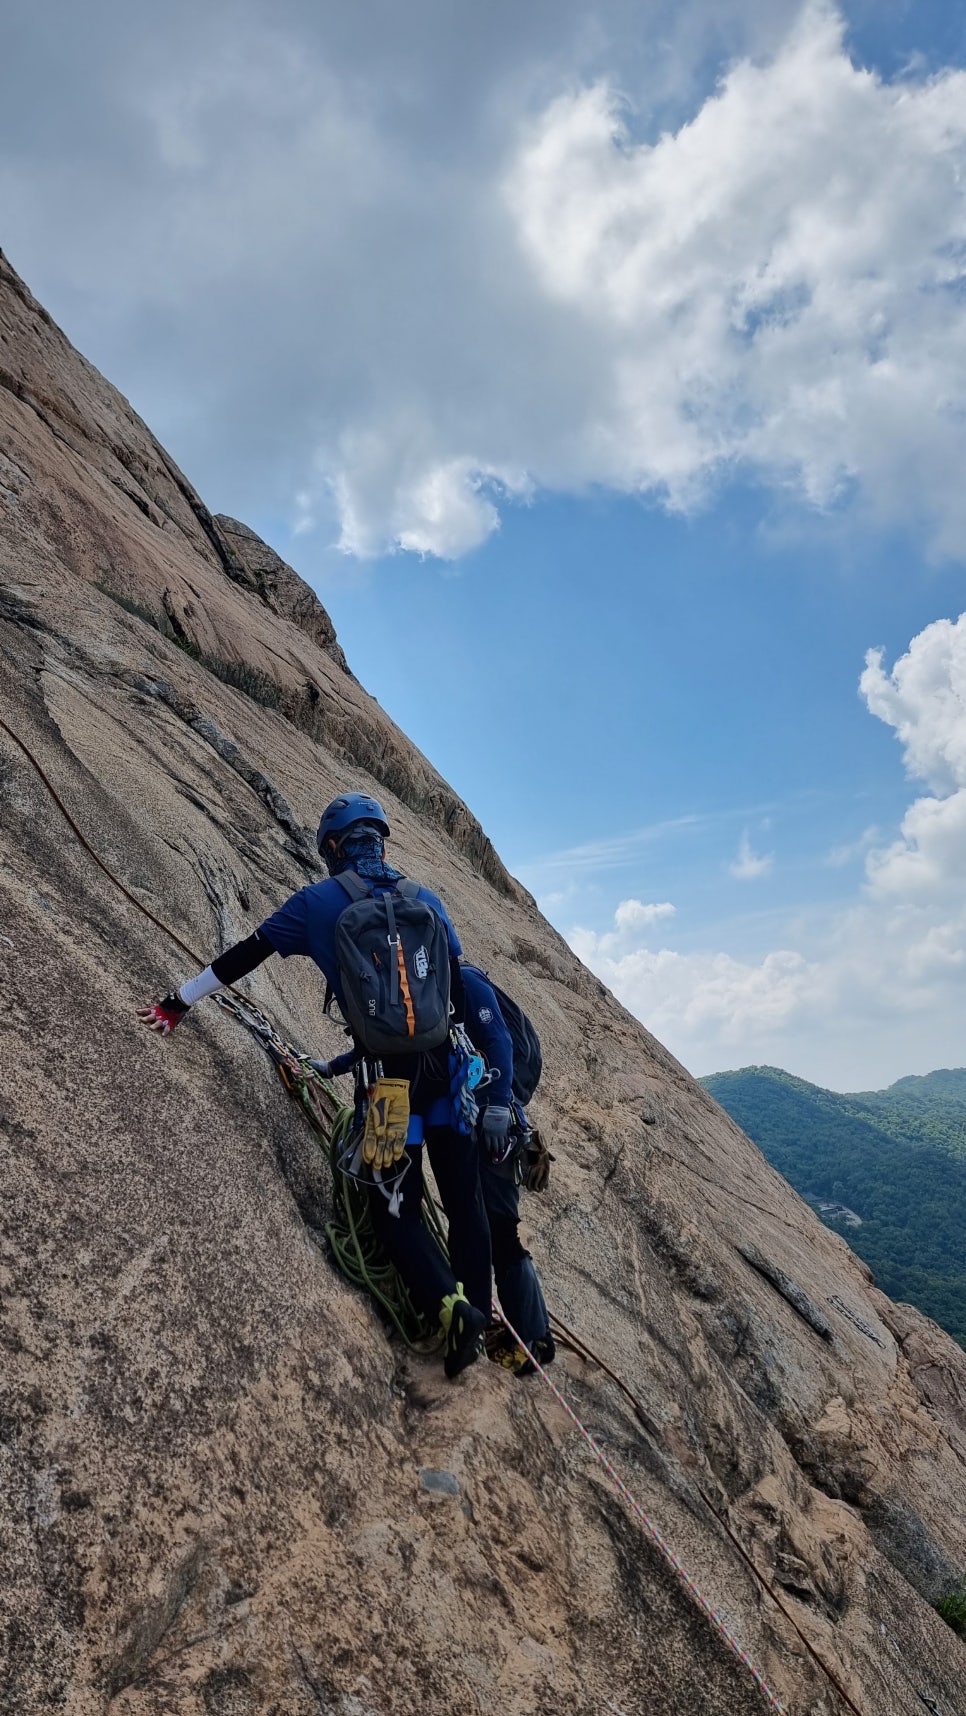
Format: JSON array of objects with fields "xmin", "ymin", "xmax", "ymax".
[
  {"xmin": 479, "ymin": 1150, "xmax": 550, "ymax": 1349},
  {"xmin": 368, "ymin": 1123, "xmax": 492, "ymax": 1322}
]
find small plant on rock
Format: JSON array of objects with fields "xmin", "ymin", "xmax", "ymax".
[
  {"xmin": 936, "ymin": 1578, "xmax": 966, "ymax": 1637},
  {"xmin": 96, "ymin": 582, "xmax": 161, "ymax": 629}
]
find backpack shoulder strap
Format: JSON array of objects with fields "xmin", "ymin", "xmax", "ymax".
[
  {"xmin": 334, "ymin": 870, "xmax": 373, "ymax": 902},
  {"xmin": 395, "ymin": 877, "xmax": 420, "ymax": 900},
  {"xmin": 326, "ymin": 871, "xmax": 372, "ymax": 1014}
]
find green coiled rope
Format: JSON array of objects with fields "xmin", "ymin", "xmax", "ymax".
[
  {"xmin": 324, "ymin": 1104, "xmax": 446, "ymax": 1352},
  {"xmin": 214, "ymin": 991, "xmax": 446, "ymax": 1352}
]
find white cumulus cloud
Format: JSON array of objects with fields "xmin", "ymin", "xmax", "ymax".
[
  {"xmin": 861, "ymin": 614, "xmax": 966, "ymax": 794},
  {"xmin": 324, "ymin": 0, "xmax": 966, "ymax": 555},
  {"xmin": 563, "ymin": 611, "xmax": 966, "ymax": 1084},
  {"xmin": 614, "ymin": 898, "xmax": 676, "ymax": 932},
  {"xmin": 502, "ymin": 3, "xmax": 966, "ymax": 556},
  {"xmin": 568, "ymin": 921, "xmax": 826, "ymax": 1045},
  {"xmin": 5, "ymin": 3, "xmax": 966, "ymax": 560},
  {"xmin": 567, "ymin": 887, "xmax": 966, "ymax": 1084},
  {"xmin": 862, "ymin": 614, "xmax": 966, "ymax": 899},
  {"xmin": 570, "ymin": 897, "xmax": 677, "ymax": 960}
]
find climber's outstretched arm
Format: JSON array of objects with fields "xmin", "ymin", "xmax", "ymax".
[{"xmin": 137, "ymin": 929, "xmax": 275, "ymax": 1034}]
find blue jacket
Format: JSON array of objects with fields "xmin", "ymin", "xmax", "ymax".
[
  {"xmin": 461, "ymin": 964, "xmax": 514, "ymax": 1109},
  {"xmin": 259, "ymin": 874, "xmax": 462, "ymax": 1010}
]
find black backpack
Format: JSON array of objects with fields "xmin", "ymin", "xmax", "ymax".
[
  {"xmin": 333, "ymin": 873, "xmax": 451, "ymax": 1057},
  {"xmin": 465, "ymin": 966, "xmax": 542, "ymax": 1105}
]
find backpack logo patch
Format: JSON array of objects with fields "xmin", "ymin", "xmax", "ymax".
[{"xmin": 414, "ymin": 945, "xmax": 429, "ymax": 980}]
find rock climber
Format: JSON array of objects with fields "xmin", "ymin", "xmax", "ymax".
[
  {"xmin": 138, "ymin": 792, "xmax": 491, "ymax": 1379},
  {"xmin": 460, "ymin": 962, "xmax": 555, "ymax": 1377}
]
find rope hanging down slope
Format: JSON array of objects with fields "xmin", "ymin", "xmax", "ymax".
[{"xmin": 218, "ymin": 993, "xmax": 875, "ymax": 1716}]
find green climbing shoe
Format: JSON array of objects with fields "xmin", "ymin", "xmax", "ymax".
[{"xmin": 440, "ymin": 1287, "xmax": 486, "ymax": 1380}]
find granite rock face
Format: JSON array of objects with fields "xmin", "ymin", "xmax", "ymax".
[{"xmin": 2, "ymin": 249, "xmax": 966, "ymax": 1716}]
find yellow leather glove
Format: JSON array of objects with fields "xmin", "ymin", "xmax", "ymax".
[{"xmin": 362, "ymin": 1079, "xmax": 411, "ymax": 1170}]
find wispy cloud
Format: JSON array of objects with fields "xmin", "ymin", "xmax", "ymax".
[
  {"xmin": 729, "ymin": 832, "xmax": 774, "ymax": 880},
  {"xmin": 824, "ymin": 826, "xmax": 880, "ymax": 867},
  {"xmin": 516, "ymin": 814, "xmax": 705, "ymax": 878}
]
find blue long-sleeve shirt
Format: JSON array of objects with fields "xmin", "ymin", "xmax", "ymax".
[
  {"xmin": 258, "ymin": 874, "xmax": 461, "ymax": 1009},
  {"xmin": 461, "ymin": 964, "xmax": 514, "ymax": 1109}
]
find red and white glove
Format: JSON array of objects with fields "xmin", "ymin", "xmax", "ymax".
[{"xmin": 137, "ymin": 994, "xmax": 190, "ymax": 1035}]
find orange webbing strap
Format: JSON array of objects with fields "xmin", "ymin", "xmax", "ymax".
[
  {"xmin": 394, "ymin": 937, "xmax": 416, "ymax": 1036},
  {"xmin": 384, "ymin": 891, "xmax": 416, "ymax": 1036}
]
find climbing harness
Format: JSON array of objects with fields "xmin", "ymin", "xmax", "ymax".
[{"xmin": 2, "ymin": 712, "xmax": 872, "ymax": 1716}]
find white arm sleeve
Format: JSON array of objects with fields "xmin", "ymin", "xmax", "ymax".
[{"xmin": 177, "ymin": 966, "xmax": 225, "ymax": 1008}]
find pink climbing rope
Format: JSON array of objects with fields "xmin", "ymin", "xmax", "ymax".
[{"xmin": 494, "ymin": 1308, "xmax": 790, "ymax": 1716}]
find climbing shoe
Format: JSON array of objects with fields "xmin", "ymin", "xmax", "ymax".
[
  {"xmin": 484, "ymin": 1321, "xmax": 509, "ymax": 1358},
  {"xmin": 487, "ymin": 1331, "xmax": 556, "ymax": 1378},
  {"xmin": 534, "ymin": 1332, "xmax": 556, "ymax": 1368},
  {"xmin": 440, "ymin": 1287, "xmax": 486, "ymax": 1380}
]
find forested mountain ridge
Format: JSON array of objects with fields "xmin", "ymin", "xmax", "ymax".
[
  {"xmin": 701, "ymin": 1065, "xmax": 966, "ymax": 1348},
  {"xmin": 850, "ymin": 1067, "xmax": 966, "ymax": 1156}
]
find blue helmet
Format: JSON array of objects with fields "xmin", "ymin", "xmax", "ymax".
[{"xmin": 316, "ymin": 792, "xmax": 391, "ymax": 854}]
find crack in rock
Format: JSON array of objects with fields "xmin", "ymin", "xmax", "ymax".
[
  {"xmin": 737, "ymin": 1243, "xmax": 834, "ymax": 1343},
  {"xmin": 136, "ymin": 676, "xmax": 320, "ymax": 872}
]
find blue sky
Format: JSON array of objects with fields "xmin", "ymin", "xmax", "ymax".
[{"xmin": 3, "ymin": 0, "xmax": 966, "ymax": 1088}]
